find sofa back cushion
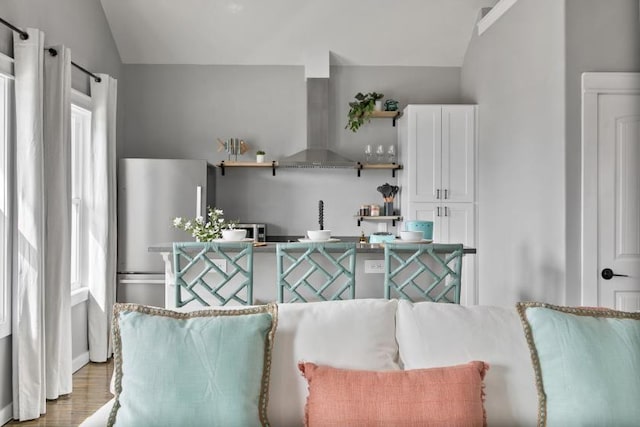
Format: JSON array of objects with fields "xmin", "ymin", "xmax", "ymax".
[
  {"xmin": 269, "ymin": 299, "xmax": 399, "ymax": 426},
  {"xmin": 395, "ymin": 300, "xmax": 537, "ymax": 426}
]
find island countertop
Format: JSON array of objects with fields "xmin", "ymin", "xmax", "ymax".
[{"xmin": 149, "ymin": 238, "xmax": 477, "ymax": 254}]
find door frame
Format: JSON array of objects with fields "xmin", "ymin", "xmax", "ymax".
[{"xmin": 581, "ymin": 72, "xmax": 640, "ymax": 306}]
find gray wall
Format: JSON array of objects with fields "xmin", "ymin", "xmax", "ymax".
[
  {"xmin": 0, "ymin": 0, "xmax": 122, "ymax": 416},
  {"xmin": 461, "ymin": 0, "xmax": 566, "ymax": 306},
  {"xmin": 122, "ymin": 64, "xmax": 461, "ymax": 236},
  {"xmin": 564, "ymin": 0, "xmax": 640, "ymax": 305}
]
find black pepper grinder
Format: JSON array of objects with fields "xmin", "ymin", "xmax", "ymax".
[{"xmin": 318, "ymin": 200, "xmax": 324, "ymax": 230}]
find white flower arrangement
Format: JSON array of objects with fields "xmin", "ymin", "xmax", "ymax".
[{"xmin": 172, "ymin": 207, "xmax": 237, "ymax": 242}]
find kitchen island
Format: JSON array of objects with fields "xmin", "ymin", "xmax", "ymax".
[{"xmin": 147, "ymin": 239, "xmax": 477, "ymax": 307}]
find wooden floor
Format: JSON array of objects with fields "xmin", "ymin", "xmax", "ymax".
[{"xmin": 6, "ymin": 360, "xmax": 113, "ymax": 426}]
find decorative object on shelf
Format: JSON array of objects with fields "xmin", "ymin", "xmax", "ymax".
[
  {"xmin": 345, "ymin": 92, "xmax": 384, "ymax": 132},
  {"xmin": 377, "ymin": 183, "xmax": 399, "ymax": 216},
  {"xmin": 375, "ymin": 145, "xmax": 385, "ymax": 163},
  {"xmin": 172, "ymin": 207, "xmax": 238, "ymax": 242},
  {"xmin": 256, "ymin": 150, "xmax": 266, "ymax": 163},
  {"xmin": 387, "ymin": 145, "xmax": 396, "ymax": 164},
  {"xmin": 217, "ymin": 137, "xmax": 250, "ymax": 161},
  {"xmin": 383, "ymin": 99, "xmax": 399, "ymax": 111},
  {"xmin": 364, "ymin": 144, "xmax": 372, "ymax": 163}
]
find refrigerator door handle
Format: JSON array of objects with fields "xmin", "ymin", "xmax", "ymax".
[{"xmin": 196, "ymin": 185, "xmax": 202, "ymax": 217}]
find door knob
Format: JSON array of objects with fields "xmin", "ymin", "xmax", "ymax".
[{"xmin": 601, "ymin": 268, "xmax": 629, "ymax": 280}]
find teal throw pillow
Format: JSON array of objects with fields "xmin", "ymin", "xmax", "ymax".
[
  {"xmin": 108, "ymin": 303, "xmax": 278, "ymax": 427},
  {"xmin": 517, "ymin": 302, "xmax": 640, "ymax": 427}
]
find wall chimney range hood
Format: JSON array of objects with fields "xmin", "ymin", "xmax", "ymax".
[{"xmin": 279, "ymin": 78, "xmax": 355, "ymax": 168}]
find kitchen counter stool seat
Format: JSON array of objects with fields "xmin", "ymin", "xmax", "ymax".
[
  {"xmin": 384, "ymin": 243, "xmax": 464, "ymax": 303},
  {"xmin": 276, "ymin": 242, "xmax": 356, "ymax": 303},
  {"xmin": 173, "ymin": 241, "xmax": 254, "ymax": 307}
]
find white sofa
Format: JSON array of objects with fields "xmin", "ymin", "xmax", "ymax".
[{"xmin": 81, "ymin": 299, "xmax": 538, "ymax": 426}]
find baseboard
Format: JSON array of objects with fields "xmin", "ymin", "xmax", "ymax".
[
  {"xmin": 0, "ymin": 403, "xmax": 12, "ymax": 425},
  {"xmin": 73, "ymin": 351, "xmax": 90, "ymax": 373}
]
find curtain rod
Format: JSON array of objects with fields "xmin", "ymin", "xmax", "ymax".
[
  {"xmin": 0, "ymin": 17, "xmax": 102, "ymax": 83},
  {"xmin": 47, "ymin": 48, "xmax": 101, "ymax": 83}
]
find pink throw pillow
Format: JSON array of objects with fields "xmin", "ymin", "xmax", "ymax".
[{"xmin": 298, "ymin": 361, "xmax": 489, "ymax": 427}]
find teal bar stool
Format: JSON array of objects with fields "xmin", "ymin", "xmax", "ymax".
[
  {"xmin": 276, "ymin": 242, "xmax": 356, "ymax": 303},
  {"xmin": 384, "ymin": 243, "xmax": 464, "ymax": 303},
  {"xmin": 173, "ymin": 241, "xmax": 254, "ymax": 307}
]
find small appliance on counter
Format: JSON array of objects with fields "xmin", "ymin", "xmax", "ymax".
[
  {"xmin": 369, "ymin": 232, "xmax": 396, "ymax": 244},
  {"xmin": 235, "ymin": 223, "xmax": 267, "ymax": 242}
]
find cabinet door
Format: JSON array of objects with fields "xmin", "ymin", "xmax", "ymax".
[
  {"xmin": 442, "ymin": 106, "xmax": 475, "ymax": 203},
  {"xmin": 440, "ymin": 203, "xmax": 475, "ymax": 246},
  {"xmin": 441, "ymin": 203, "xmax": 476, "ymax": 305},
  {"xmin": 407, "ymin": 106, "xmax": 442, "ymax": 202}
]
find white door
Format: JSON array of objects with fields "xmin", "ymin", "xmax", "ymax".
[
  {"xmin": 442, "ymin": 106, "xmax": 475, "ymax": 203},
  {"xmin": 583, "ymin": 73, "xmax": 640, "ymax": 310}
]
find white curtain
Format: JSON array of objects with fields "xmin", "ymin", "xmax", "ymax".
[
  {"xmin": 43, "ymin": 45, "xmax": 73, "ymax": 400},
  {"xmin": 12, "ymin": 28, "xmax": 73, "ymax": 421},
  {"xmin": 87, "ymin": 74, "xmax": 117, "ymax": 362}
]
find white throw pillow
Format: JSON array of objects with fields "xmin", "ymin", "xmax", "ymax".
[
  {"xmin": 268, "ymin": 299, "xmax": 399, "ymax": 427},
  {"xmin": 396, "ymin": 300, "xmax": 537, "ymax": 427}
]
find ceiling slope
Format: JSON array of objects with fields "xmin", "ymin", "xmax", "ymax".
[{"xmin": 100, "ymin": 0, "xmax": 497, "ymax": 66}]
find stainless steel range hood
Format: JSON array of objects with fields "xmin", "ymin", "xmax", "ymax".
[{"xmin": 279, "ymin": 78, "xmax": 355, "ymax": 168}]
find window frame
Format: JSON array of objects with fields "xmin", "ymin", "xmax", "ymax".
[
  {"xmin": 0, "ymin": 53, "xmax": 14, "ymax": 338},
  {"xmin": 70, "ymin": 89, "xmax": 91, "ymax": 304}
]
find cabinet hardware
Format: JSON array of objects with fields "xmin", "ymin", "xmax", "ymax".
[
  {"xmin": 444, "ymin": 189, "xmax": 448, "ymax": 199},
  {"xmin": 436, "ymin": 189, "xmax": 440, "ymax": 199},
  {"xmin": 437, "ymin": 207, "xmax": 441, "ymax": 217},
  {"xmin": 444, "ymin": 206, "xmax": 449, "ymax": 216}
]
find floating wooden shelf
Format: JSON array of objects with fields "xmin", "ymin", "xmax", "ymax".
[
  {"xmin": 217, "ymin": 160, "xmax": 278, "ymax": 176},
  {"xmin": 216, "ymin": 161, "xmax": 403, "ymax": 178},
  {"xmin": 370, "ymin": 110, "xmax": 402, "ymax": 126},
  {"xmin": 354, "ymin": 215, "xmax": 402, "ymax": 227},
  {"xmin": 356, "ymin": 162, "xmax": 403, "ymax": 178}
]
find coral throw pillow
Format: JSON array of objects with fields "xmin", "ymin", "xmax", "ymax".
[{"xmin": 298, "ymin": 361, "xmax": 488, "ymax": 427}]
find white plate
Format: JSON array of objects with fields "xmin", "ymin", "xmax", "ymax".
[
  {"xmin": 298, "ymin": 238, "xmax": 341, "ymax": 243},
  {"xmin": 393, "ymin": 238, "xmax": 433, "ymax": 244},
  {"xmin": 213, "ymin": 238, "xmax": 254, "ymax": 242}
]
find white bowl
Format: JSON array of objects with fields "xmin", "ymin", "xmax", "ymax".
[
  {"xmin": 400, "ymin": 230, "xmax": 423, "ymax": 242},
  {"xmin": 307, "ymin": 230, "xmax": 331, "ymax": 241},
  {"xmin": 221, "ymin": 229, "xmax": 247, "ymax": 241}
]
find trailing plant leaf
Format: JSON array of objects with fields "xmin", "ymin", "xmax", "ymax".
[{"xmin": 345, "ymin": 91, "xmax": 384, "ymax": 132}]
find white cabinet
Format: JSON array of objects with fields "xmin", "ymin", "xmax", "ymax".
[
  {"xmin": 399, "ymin": 105, "xmax": 477, "ymax": 305},
  {"xmin": 401, "ymin": 105, "xmax": 475, "ymax": 203}
]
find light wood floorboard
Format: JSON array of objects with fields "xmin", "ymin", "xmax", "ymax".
[{"xmin": 5, "ymin": 360, "xmax": 113, "ymax": 427}]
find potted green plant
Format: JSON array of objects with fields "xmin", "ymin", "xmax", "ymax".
[
  {"xmin": 345, "ymin": 92, "xmax": 384, "ymax": 132},
  {"xmin": 256, "ymin": 150, "xmax": 266, "ymax": 163}
]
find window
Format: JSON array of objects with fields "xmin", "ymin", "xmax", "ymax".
[
  {"xmin": 71, "ymin": 92, "xmax": 91, "ymax": 293},
  {"xmin": 0, "ymin": 71, "xmax": 12, "ymax": 338}
]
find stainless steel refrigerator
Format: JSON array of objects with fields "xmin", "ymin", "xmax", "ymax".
[{"xmin": 117, "ymin": 158, "xmax": 216, "ymax": 306}]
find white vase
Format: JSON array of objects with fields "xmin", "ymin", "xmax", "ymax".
[
  {"xmin": 256, "ymin": 154, "xmax": 265, "ymax": 163},
  {"xmin": 374, "ymin": 100, "xmax": 383, "ymax": 111}
]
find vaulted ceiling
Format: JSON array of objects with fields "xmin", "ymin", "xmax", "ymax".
[{"xmin": 100, "ymin": 0, "xmax": 497, "ymax": 66}]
